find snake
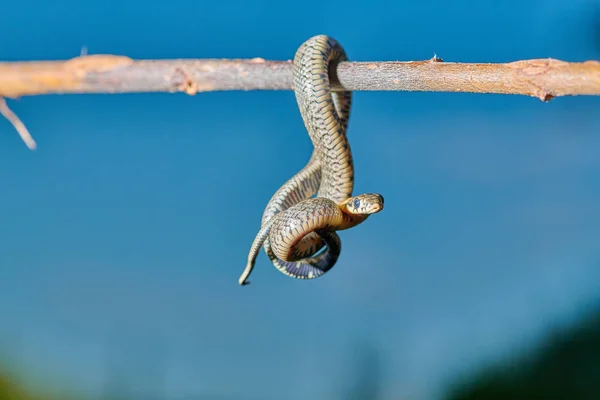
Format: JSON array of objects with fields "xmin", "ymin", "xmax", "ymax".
[{"xmin": 238, "ymin": 35, "xmax": 384, "ymax": 285}]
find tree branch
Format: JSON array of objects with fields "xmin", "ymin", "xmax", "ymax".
[
  {"xmin": 1, "ymin": 55, "xmax": 599, "ymax": 100},
  {"xmin": 1, "ymin": 54, "xmax": 599, "ymax": 149}
]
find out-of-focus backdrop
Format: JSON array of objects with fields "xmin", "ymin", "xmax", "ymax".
[{"xmin": 1, "ymin": 1, "xmax": 599, "ymax": 399}]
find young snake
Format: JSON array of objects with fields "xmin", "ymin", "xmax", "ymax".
[{"xmin": 238, "ymin": 35, "xmax": 384, "ymax": 285}]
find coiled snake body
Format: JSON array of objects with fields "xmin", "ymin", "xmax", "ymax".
[{"xmin": 238, "ymin": 35, "xmax": 384, "ymax": 285}]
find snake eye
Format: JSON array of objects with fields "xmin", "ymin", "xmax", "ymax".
[{"xmin": 353, "ymin": 199, "xmax": 360, "ymax": 209}]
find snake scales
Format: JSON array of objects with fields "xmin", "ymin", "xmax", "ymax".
[{"xmin": 238, "ymin": 35, "xmax": 384, "ymax": 285}]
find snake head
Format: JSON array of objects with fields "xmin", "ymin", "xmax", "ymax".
[{"xmin": 342, "ymin": 193, "xmax": 384, "ymax": 215}]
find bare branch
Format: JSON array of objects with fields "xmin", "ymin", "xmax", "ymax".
[
  {"xmin": 0, "ymin": 55, "xmax": 598, "ymax": 101},
  {"xmin": 0, "ymin": 54, "xmax": 598, "ymax": 149}
]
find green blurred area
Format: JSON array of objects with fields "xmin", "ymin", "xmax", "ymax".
[
  {"xmin": 445, "ymin": 305, "xmax": 600, "ymax": 400},
  {"xmin": 0, "ymin": 353, "xmax": 76, "ymax": 400},
  {"xmin": 0, "ymin": 374, "xmax": 33, "ymax": 400},
  {"xmin": 2, "ymin": 303, "xmax": 599, "ymax": 400},
  {"xmin": 0, "ymin": 373, "xmax": 64, "ymax": 400}
]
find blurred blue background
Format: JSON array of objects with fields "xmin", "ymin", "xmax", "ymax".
[{"xmin": 1, "ymin": 0, "xmax": 599, "ymax": 399}]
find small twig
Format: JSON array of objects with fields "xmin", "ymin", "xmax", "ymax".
[{"xmin": 0, "ymin": 97, "xmax": 36, "ymax": 150}]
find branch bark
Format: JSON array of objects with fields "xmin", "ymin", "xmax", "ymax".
[
  {"xmin": 0, "ymin": 54, "xmax": 599, "ymax": 149},
  {"xmin": 0, "ymin": 55, "xmax": 598, "ymax": 100}
]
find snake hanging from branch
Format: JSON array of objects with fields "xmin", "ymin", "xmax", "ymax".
[{"xmin": 239, "ymin": 35, "xmax": 384, "ymax": 285}]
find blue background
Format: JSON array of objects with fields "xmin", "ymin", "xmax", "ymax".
[{"xmin": 1, "ymin": 0, "xmax": 599, "ymax": 399}]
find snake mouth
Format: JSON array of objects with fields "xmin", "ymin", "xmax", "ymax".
[
  {"xmin": 370, "ymin": 204, "xmax": 384, "ymax": 213},
  {"xmin": 368, "ymin": 194, "xmax": 384, "ymax": 213}
]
